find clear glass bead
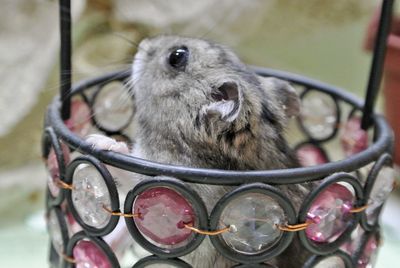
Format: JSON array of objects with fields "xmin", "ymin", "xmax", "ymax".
[
  {"xmin": 366, "ymin": 166, "xmax": 395, "ymax": 225},
  {"xmin": 71, "ymin": 163, "xmax": 112, "ymax": 228},
  {"xmin": 48, "ymin": 209, "xmax": 64, "ymax": 254},
  {"xmin": 93, "ymin": 81, "xmax": 134, "ymax": 132},
  {"xmin": 218, "ymin": 193, "xmax": 285, "ymax": 255},
  {"xmin": 300, "ymin": 91, "xmax": 337, "ymax": 140}
]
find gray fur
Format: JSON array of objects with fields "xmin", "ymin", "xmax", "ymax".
[{"xmin": 127, "ymin": 35, "xmax": 312, "ymax": 267}]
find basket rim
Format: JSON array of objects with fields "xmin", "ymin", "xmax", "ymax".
[{"xmin": 46, "ymin": 67, "xmax": 394, "ymax": 186}]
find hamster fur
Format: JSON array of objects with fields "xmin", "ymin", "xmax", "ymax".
[{"xmin": 87, "ymin": 35, "xmax": 313, "ymax": 267}]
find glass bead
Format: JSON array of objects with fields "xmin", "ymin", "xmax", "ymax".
[
  {"xmin": 46, "ymin": 143, "xmax": 70, "ymax": 197},
  {"xmin": 340, "ymin": 116, "xmax": 368, "ymax": 156},
  {"xmin": 133, "ymin": 187, "xmax": 195, "ymax": 247},
  {"xmin": 306, "ymin": 183, "xmax": 355, "ymax": 243},
  {"xmin": 366, "ymin": 166, "xmax": 395, "ymax": 225},
  {"xmin": 93, "ymin": 82, "xmax": 134, "ymax": 132},
  {"xmin": 358, "ymin": 236, "xmax": 378, "ymax": 268},
  {"xmin": 73, "ymin": 240, "xmax": 112, "ymax": 268},
  {"xmin": 300, "ymin": 91, "xmax": 337, "ymax": 140},
  {"xmin": 296, "ymin": 144, "xmax": 328, "ymax": 167},
  {"xmin": 71, "ymin": 163, "xmax": 112, "ymax": 228},
  {"xmin": 218, "ymin": 193, "xmax": 285, "ymax": 255},
  {"xmin": 48, "ymin": 210, "xmax": 64, "ymax": 254},
  {"xmin": 65, "ymin": 99, "xmax": 92, "ymax": 137}
]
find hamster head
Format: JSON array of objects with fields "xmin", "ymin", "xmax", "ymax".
[{"xmin": 130, "ymin": 35, "xmax": 300, "ymax": 170}]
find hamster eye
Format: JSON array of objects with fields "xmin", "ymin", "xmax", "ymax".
[{"xmin": 168, "ymin": 46, "xmax": 189, "ymax": 70}]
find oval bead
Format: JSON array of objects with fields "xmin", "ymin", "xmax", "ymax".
[
  {"xmin": 306, "ymin": 183, "xmax": 355, "ymax": 243},
  {"xmin": 93, "ymin": 82, "xmax": 134, "ymax": 132},
  {"xmin": 133, "ymin": 187, "xmax": 195, "ymax": 247},
  {"xmin": 46, "ymin": 143, "xmax": 70, "ymax": 197},
  {"xmin": 218, "ymin": 193, "xmax": 285, "ymax": 255},
  {"xmin": 71, "ymin": 163, "xmax": 112, "ymax": 228},
  {"xmin": 300, "ymin": 91, "xmax": 338, "ymax": 140},
  {"xmin": 73, "ymin": 240, "xmax": 112, "ymax": 268}
]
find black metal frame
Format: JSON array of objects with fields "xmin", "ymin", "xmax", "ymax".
[
  {"xmin": 43, "ymin": 0, "xmax": 396, "ymax": 267},
  {"xmin": 302, "ymin": 250, "xmax": 354, "ymax": 268},
  {"xmin": 209, "ymin": 183, "xmax": 296, "ymax": 264},
  {"xmin": 297, "ymin": 173, "xmax": 363, "ymax": 255},
  {"xmin": 123, "ymin": 177, "xmax": 208, "ymax": 258},
  {"xmin": 90, "ymin": 81, "xmax": 135, "ymax": 135},
  {"xmin": 297, "ymin": 88, "xmax": 341, "ymax": 143},
  {"xmin": 64, "ymin": 231, "xmax": 120, "ymax": 268},
  {"xmin": 65, "ymin": 155, "xmax": 120, "ymax": 236}
]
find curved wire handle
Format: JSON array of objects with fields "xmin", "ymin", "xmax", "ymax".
[
  {"xmin": 59, "ymin": 0, "xmax": 72, "ymax": 120},
  {"xmin": 58, "ymin": 1, "xmax": 395, "ymax": 127},
  {"xmin": 361, "ymin": 0, "xmax": 395, "ymax": 130}
]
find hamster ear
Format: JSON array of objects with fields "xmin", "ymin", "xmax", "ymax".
[
  {"xmin": 201, "ymin": 81, "xmax": 242, "ymax": 122},
  {"xmin": 259, "ymin": 77, "xmax": 300, "ymax": 118}
]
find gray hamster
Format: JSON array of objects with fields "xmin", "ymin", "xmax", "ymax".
[{"xmin": 87, "ymin": 35, "xmax": 312, "ymax": 267}]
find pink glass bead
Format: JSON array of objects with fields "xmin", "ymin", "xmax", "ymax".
[
  {"xmin": 73, "ymin": 240, "xmax": 112, "ymax": 268},
  {"xmin": 219, "ymin": 193, "xmax": 285, "ymax": 254},
  {"xmin": 133, "ymin": 187, "xmax": 195, "ymax": 246},
  {"xmin": 65, "ymin": 99, "xmax": 92, "ymax": 137},
  {"xmin": 306, "ymin": 183, "xmax": 355, "ymax": 243},
  {"xmin": 340, "ymin": 225, "xmax": 364, "ymax": 255},
  {"xmin": 296, "ymin": 144, "xmax": 328, "ymax": 167},
  {"xmin": 340, "ymin": 117, "xmax": 368, "ymax": 156},
  {"xmin": 358, "ymin": 236, "xmax": 378, "ymax": 268},
  {"xmin": 66, "ymin": 210, "xmax": 82, "ymax": 235},
  {"xmin": 46, "ymin": 143, "xmax": 70, "ymax": 197}
]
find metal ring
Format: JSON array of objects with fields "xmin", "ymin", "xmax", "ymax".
[
  {"xmin": 361, "ymin": 153, "xmax": 393, "ymax": 231},
  {"xmin": 65, "ymin": 155, "xmax": 120, "ymax": 236},
  {"xmin": 46, "ymin": 68, "xmax": 393, "ymax": 185},
  {"xmin": 64, "ymin": 231, "xmax": 120, "ymax": 268},
  {"xmin": 209, "ymin": 183, "xmax": 296, "ymax": 264},
  {"xmin": 124, "ymin": 177, "xmax": 208, "ymax": 258},
  {"xmin": 302, "ymin": 250, "xmax": 354, "ymax": 268},
  {"xmin": 43, "ymin": 127, "xmax": 69, "ymax": 206},
  {"xmin": 298, "ymin": 173, "xmax": 364, "ymax": 255},
  {"xmin": 90, "ymin": 80, "xmax": 135, "ymax": 135},
  {"xmin": 352, "ymin": 231, "xmax": 381, "ymax": 266},
  {"xmin": 297, "ymin": 88, "xmax": 341, "ymax": 143},
  {"xmin": 132, "ymin": 255, "xmax": 192, "ymax": 268},
  {"xmin": 47, "ymin": 206, "xmax": 69, "ymax": 259}
]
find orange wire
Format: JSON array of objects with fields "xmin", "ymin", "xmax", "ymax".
[
  {"xmin": 393, "ymin": 180, "xmax": 399, "ymax": 190},
  {"xmin": 350, "ymin": 204, "xmax": 369, "ymax": 213},
  {"xmin": 278, "ymin": 222, "xmax": 310, "ymax": 232},
  {"xmin": 56, "ymin": 179, "xmax": 74, "ymax": 190},
  {"xmin": 61, "ymin": 253, "xmax": 76, "ymax": 263},
  {"xmin": 102, "ymin": 205, "xmax": 140, "ymax": 218},
  {"xmin": 184, "ymin": 224, "xmax": 231, "ymax": 236}
]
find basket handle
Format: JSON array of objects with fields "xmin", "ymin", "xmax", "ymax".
[
  {"xmin": 59, "ymin": 0, "xmax": 72, "ymax": 120},
  {"xmin": 361, "ymin": 0, "xmax": 395, "ymax": 130},
  {"xmin": 58, "ymin": 0, "xmax": 395, "ymax": 125}
]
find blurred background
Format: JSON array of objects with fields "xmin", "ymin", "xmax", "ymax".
[{"xmin": 0, "ymin": 0, "xmax": 399, "ymax": 267}]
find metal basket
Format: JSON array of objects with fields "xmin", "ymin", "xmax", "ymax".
[{"xmin": 43, "ymin": 1, "xmax": 396, "ymax": 267}]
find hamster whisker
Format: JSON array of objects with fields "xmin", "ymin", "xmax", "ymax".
[{"xmin": 111, "ymin": 32, "xmax": 148, "ymax": 52}]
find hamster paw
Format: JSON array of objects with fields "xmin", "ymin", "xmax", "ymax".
[{"xmin": 85, "ymin": 134, "xmax": 130, "ymax": 154}]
